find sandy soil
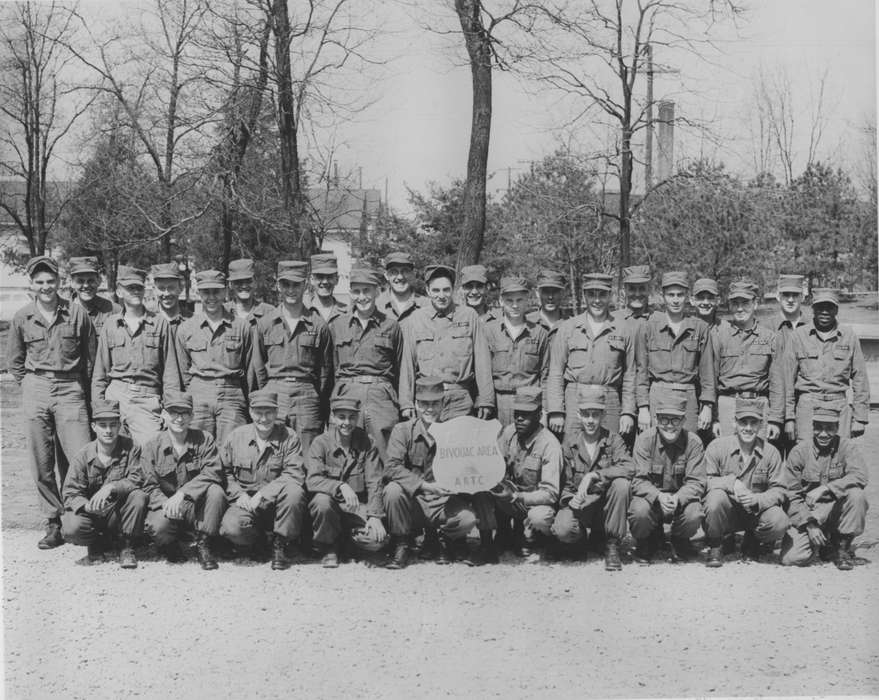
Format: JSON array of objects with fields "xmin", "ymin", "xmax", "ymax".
[{"xmin": 2, "ymin": 373, "xmax": 879, "ymax": 699}]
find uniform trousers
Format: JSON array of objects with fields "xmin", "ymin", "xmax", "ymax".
[
  {"xmin": 60, "ymin": 490, "xmax": 149, "ymax": 544},
  {"xmin": 794, "ymin": 392, "xmax": 852, "ymax": 440},
  {"xmin": 781, "ymin": 488, "xmax": 868, "ymax": 566},
  {"xmin": 333, "ymin": 378, "xmax": 400, "ymax": 459},
  {"xmin": 105, "ymin": 379, "xmax": 162, "ymax": 447},
  {"xmin": 628, "ymin": 495, "xmax": 702, "ymax": 541},
  {"xmin": 415, "ymin": 491, "xmax": 496, "ymax": 540},
  {"xmin": 309, "ymin": 482, "xmax": 409, "ymax": 551},
  {"xmin": 492, "ymin": 495, "xmax": 556, "ymax": 537},
  {"xmin": 552, "ymin": 478, "xmax": 631, "ymax": 543},
  {"xmin": 220, "ymin": 481, "xmax": 307, "ymax": 546},
  {"xmin": 145, "ymin": 484, "xmax": 227, "ymax": 545},
  {"xmin": 267, "ymin": 379, "xmax": 322, "ymax": 453},
  {"xmin": 188, "ymin": 377, "xmax": 247, "ymax": 444},
  {"xmin": 702, "ymin": 490, "xmax": 788, "ymax": 543}
]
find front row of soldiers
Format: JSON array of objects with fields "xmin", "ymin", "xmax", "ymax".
[{"xmin": 61, "ymin": 376, "xmax": 868, "ymax": 572}]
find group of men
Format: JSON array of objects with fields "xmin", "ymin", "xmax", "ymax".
[{"xmin": 6, "ymin": 250, "xmax": 870, "ymax": 572}]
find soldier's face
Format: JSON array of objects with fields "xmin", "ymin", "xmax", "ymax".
[
  {"xmin": 584, "ymin": 289, "xmax": 610, "ymax": 317},
  {"xmin": 813, "ymin": 420, "xmax": 838, "ymax": 448},
  {"xmin": 513, "ymin": 408, "xmax": 540, "ymax": 438},
  {"xmin": 416, "ymin": 398, "xmax": 443, "ymax": 425},
  {"xmin": 385, "ymin": 264, "xmax": 414, "ymax": 293},
  {"xmin": 154, "ymin": 279, "xmax": 181, "ymax": 310},
  {"xmin": 117, "ymin": 283, "xmax": 145, "ymax": 308},
  {"xmin": 250, "ymin": 407, "xmax": 278, "ymax": 434},
  {"xmin": 462, "ymin": 281, "xmax": 486, "ymax": 308},
  {"xmin": 350, "ymin": 282, "xmax": 378, "ymax": 314},
  {"xmin": 577, "ymin": 408, "xmax": 604, "ymax": 437},
  {"xmin": 662, "ymin": 286, "xmax": 688, "ymax": 315},
  {"xmin": 164, "ymin": 408, "xmax": 192, "ymax": 434},
  {"xmin": 735, "ymin": 416, "xmax": 761, "ymax": 444},
  {"xmin": 333, "ymin": 409, "xmax": 358, "ymax": 437},
  {"xmin": 31, "ymin": 270, "xmax": 59, "ymax": 303},
  {"xmin": 71, "ymin": 273, "xmax": 99, "ymax": 301},
  {"xmin": 312, "ymin": 273, "xmax": 338, "ymax": 298},
  {"xmin": 812, "ymin": 302, "xmax": 837, "ymax": 331},
  {"xmin": 625, "ymin": 283, "xmax": 648, "ymax": 311},
  {"xmin": 538, "ymin": 286, "xmax": 561, "ymax": 311},
  {"xmin": 730, "ymin": 297, "xmax": 755, "ymax": 324},
  {"xmin": 92, "ymin": 418, "xmax": 121, "ymax": 446},
  {"xmin": 656, "ymin": 413, "xmax": 683, "ymax": 442},
  {"xmin": 427, "ymin": 276, "xmax": 453, "ymax": 311},
  {"xmin": 500, "ymin": 290, "xmax": 528, "ymax": 321},
  {"xmin": 278, "ymin": 279, "xmax": 304, "ymax": 305},
  {"xmin": 691, "ymin": 291, "xmax": 717, "ymax": 319},
  {"xmin": 777, "ymin": 291, "xmax": 802, "ymax": 315},
  {"xmin": 199, "ymin": 287, "xmax": 225, "ymax": 313},
  {"xmin": 229, "ymin": 278, "xmax": 253, "ymax": 301}
]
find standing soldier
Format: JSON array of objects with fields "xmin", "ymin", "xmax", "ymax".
[
  {"xmin": 69, "ymin": 256, "xmax": 119, "ymax": 337},
  {"xmin": 550, "ymin": 386, "xmax": 633, "ymax": 570},
  {"xmin": 140, "ymin": 390, "xmax": 226, "ymax": 569},
  {"xmin": 712, "ymin": 280, "xmax": 783, "ymax": 439},
  {"xmin": 636, "ymin": 271, "xmax": 715, "ymax": 434},
  {"xmin": 151, "ymin": 262, "xmax": 191, "ymax": 335},
  {"xmin": 226, "ymin": 258, "xmax": 275, "ymax": 326},
  {"xmin": 691, "ymin": 278, "xmax": 722, "ymax": 331},
  {"xmin": 377, "ymin": 251, "xmax": 427, "ymax": 327},
  {"xmin": 702, "ymin": 398, "xmax": 789, "ymax": 568},
  {"xmin": 256, "ymin": 260, "xmax": 333, "ymax": 453},
  {"xmin": 483, "ymin": 275, "xmax": 550, "ymax": 427},
  {"xmin": 175, "ymin": 269, "xmax": 260, "ymax": 443},
  {"xmin": 306, "ymin": 252, "xmax": 347, "ymax": 323},
  {"xmin": 60, "ymin": 399, "xmax": 149, "ymax": 568},
  {"xmin": 526, "ymin": 269, "xmax": 569, "ymax": 340},
  {"xmin": 547, "ymin": 272, "xmax": 636, "ymax": 439},
  {"xmin": 92, "ymin": 265, "xmax": 181, "ymax": 447},
  {"xmin": 399, "ymin": 264, "xmax": 494, "ymax": 421},
  {"xmin": 628, "ymin": 391, "xmax": 706, "ymax": 564},
  {"xmin": 8, "ymin": 255, "xmax": 95, "ymax": 548},
  {"xmin": 327, "ymin": 263, "xmax": 403, "ymax": 458},
  {"xmin": 781, "ymin": 404, "xmax": 868, "ymax": 570},
  {"xmin": 218, "ymin": 389, "xmax": 308, "ymax": 570},
  {"xmin": 784, "ymin": 288, "xmax": 869, "ymax": 441},
  {"xmin": 460, "ymin": 264, "xmax": 492, "ymax": 319},
  {"xmin": 614, "ymin": 264, "xmax": 652, "ymax": 334},
  {"xmin": 772, "ymin": 273, "xmax": 809, "ymax": 456}
]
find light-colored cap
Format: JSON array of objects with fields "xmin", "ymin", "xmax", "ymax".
[
  {"xmin": 692, "ymin": 278, "xmax": 719, "ymax": 296},
  {"xmin": 811, "ymin": 288, "xmax": 839, "ymax": 307},
  {"xmin": 661, "ymin": 271, "xmax": 689, "ymax": 290},
  {"xmin": 195, "ymin": 270, "xmax": 226, "ymax": 289},
  {"xmin": 512, "ymin": 385, "xmax": 542, "ymax": 412},
  {"xmin": 777, "ymin": 274, "xmax": 805, "ymax": 293},
  {"xmin": 734, "ymin": 398, "xmax": 763, "ymax": 420},
  {"xmin": 622, "ymin": 265, "xmax": 651, "ymax": 284},
  {"xmin": 461, "ymin": 264, "xmax": 488, "ymax": 285},
  {"xmin": 582, "ymin": 273, "xmax": 613, "ymax": 291},
  {"xmin": 576, "ymin": 385, "xmax": 607, "ymax": 410},
  {"xmin": 227, "ymin": 258, "xmax": 255, "ymax": 281}
]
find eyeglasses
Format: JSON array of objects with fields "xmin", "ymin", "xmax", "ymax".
[{"xmin": 656, "ymin": 415, "xmax": 683, "ymax": 427}]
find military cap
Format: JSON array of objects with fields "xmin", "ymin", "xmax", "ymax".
[
  {"xmin": 812, "ymin": 403, "xmax": 841, "ymax": 422},
  {"xmin": 249, "ymin": 389, "xmax": 279, "ymax": 409},
  {"xmin": 26, "ymin": 255, "xmax": 59, "ymax": 277},
  {"xmin": 277, "ymin": 260, "xmax": 308, "ymax": 282},
  {"xmin": 331, "ymin": 396, "xmax": 361, "ymax": 412},
  {"xmin": 577, "ymin": 385, "xmax": 607, "ymax": 410},
  {"xmin": 310, "ymin": 253, "xmax": 338, "ymax": 274},
  {"xmin": 811, "ymin": 288, "xmax": 839, "ymax": 307},
  {"xmin": 655, "ymin": 391, "xmax": 687, "ymax": 417},
  {"xmin": 163, "ymin": 390, "xmax": 193, "ymax": 412},
  {"xmin": 424, "ymin": 263, "xmax": 456, "ymax": 285},
  {"xmin": 777, "ymin": 274, "xmax": 805, "ymax": 294},
  {"xmin": 415, "ymin": 376, "xmax": 445, "ymax": 402},
  {"xmin": 512, "ymin": 385, "xmax": 542, "ymax": 412},
  {"xmin": 91, "ymin": 399, "xmax": 120, "ymax": 420},
  {"xmin": 734, "ymin": 397, "xmax": 763, "ymax": 420},
  {"xmin": 692, "ymin": 278, "xmax": 719, "ymax": 296},
  {"xmin": 728, "ymin": 280, "xmax": 757, "ymax": 301},
  {"xmin": 536, "ymin": 269, "xmax": 566, "ymax": 290},
  {"xmin": 150, "ymin": 262, "xmax": 182, "ymax": 280},
  {"xmin": 384, "ymin": 251, "xmax": 415, "ymax": 268},
  {"xmin": 69, "ymin": 256, "xmax": 100, "ymax": 276},
  {"xmin": 227, "ymin": 258, "xmax": 255, "ymax": 281},
  {"xmin": 195, "ymin": 269, "xmax": 226, "ymax": 289},
  {"xmin": 582, "ymin": 272, "xmax": 613, "ymax": 291},
  {"xmin": 349, "ymin": 263, "xmax": 381, "ymax": 286},
  {"xmin": 661, "ymin": 271, "xmax": 689, "ymax": 290},
  {"xmin": 622, "ymin": 265, "xmax": 651, "ymax": 284},
  {"xmin": 460, "ymin": 264, "xmax": 487, "ymax": 285},
  {"xmin": 117, "ymin": 265, "xmax": 147, "ymax": 286},
  {"xmin": 500, "ymin": 276, "xmax": 529, "ymax": 294}
]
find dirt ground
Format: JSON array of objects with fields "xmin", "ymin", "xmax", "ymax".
[{"xmin": 2, "ymin": 371, "xmax": 879, "ymax": 698}]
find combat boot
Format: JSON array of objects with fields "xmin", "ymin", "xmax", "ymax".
[
  {"xmin": 163, "ymin": 541, "xmax": 187, "ymax": 563},
  {"xmin": 464, "ymin": 529, "xmax": 499, "ymax": 567},
  {"xmin": 418, "ymin": 528, "xmax": 440, "ymax": 560},
  {"xmin": 38, "ymin": 520, "xmax": 64, "ymax": 550},
  {"xmin": 119, "ymin": 536, "xmax": 138, "ymax": 569},
  {"xmin": 705, "ymin": 541, "xmax": 723, "ymax": 568},
  {"xmin": 834, "ymin": 535, "xmax": 854, "ymax": 571},
  {"xmin": 385, "ymin": 535, "xmax": 410, "ymax": 570},
  {"xmin": 271, "ymin": 534, "xmax": 292, "ymax": 570},
  {"xmin": 634, "ymin": 538, "xmax": 652, "ymax": 565},
  {"xmin": 76, "ymin": 541, "xmax": 105, "ymax": 566},
  {"xmin": 197, "ymin": 535, "xmax": 218, "ymax": 570},
  {"xmin": 604, "ymin": 539, "xmax": 622, "ymax": 571},
  {"xmin": 668, "ymin": 536, "xmax": 698, "ymax": 563},
  {"xmin": 436, "ymin": 534, "xmax": 455, "ymax": 565}
]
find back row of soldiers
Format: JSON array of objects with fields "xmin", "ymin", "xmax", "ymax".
[{"xmin": 8, "ymin": 252, "xmax": 870, "ymax": 570}]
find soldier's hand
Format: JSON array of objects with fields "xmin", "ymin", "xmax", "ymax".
[
  {"xmin": 249, "ymin": 492, "xmax": 264, "ymax": 512},
  {"xmin": 638, "ymin": 407, "xmax": 651, "ymax": 433},
  {"xmin": 490, "ymin": 479, "xmax": 516, "ymax": 502},
  {"xmin": 162, "ymin": 491, "xmax": 185, "ymax": 520},
  {"xmin": 767, "ymin": 423, "xmax": 781, "ymax": 440},
  {"xmin": 236, "ymin": 492, "xmax": 254, "ymax": 512},
  {"xmin": 712, "ymin": 421, "xmax": 721, "ymax": 438},
  {"xmin": 87, "ymin": 484, "xmax": 115, "ymax": 513},
  {"xmin": 419, "ymin": 481, "xmax": 448, "ymax": 497},
  {"xmin": 619, "ymin": 415, "xmax": 634, "ymax": 435},
  {"xmin": 784, "ymin": 420, "xmax": 796, "ymax": 443},
  {"xmin": 576, "ymin": 472, "xmax": 599, "ymax": 499},
  {"xmin": 548, "ymin": 413, "xmax": 565, "ymax": 433},
  {"xmin": 806, "ymin": 523, "xmax": 827, "ymax": 548},
  {"xmin": 851, "ymin": 421, "xmax": 867, "ymax": 438},
  {"xmin": 339, "ymin": 483, "xmax": 359, "ymax": 510},
  {"xmin": 476, "ymin": 406, "xmax": 494, "ymax": 420},
  {"xmin": 805, "ymin": 485, "xmax": 829, "ymax": 508},
  {"xmin": 697, "ymin": 405, "xmax": 713, "ymax": 431},
  {"xmin": 658, "ymin": 492, "xmax": 677, "ymax": 516},
  {"xmin": 402, "ymin": 408, "xmax": 415, "ymax": 420},
  {"xmin": 365, "ymin": 516, "xmax": 387, "ymax": 543},
  {"xmin": 738, "ymin": 490, "xmax": 758, "ymax": 509}
]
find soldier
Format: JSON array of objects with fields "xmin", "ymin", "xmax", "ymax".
[
  {"xmin": 8, "ymin": 255, "xmax": 95, "ymax": 548},
  {"xmin": 490, "ymin": 386, "xmax": 561, "ymax": 560},
  {"xmin": 384, "ymin": 377, "xmax": 498, "ymax": 566},
  {"xmin": 772, "ymin": 273, "xmax": 809, "ymax": 456},
  {"xmin": 151, "ymin": 262, "xmax": 192, "ymax": 334},
  {"xmin": 306, "ymin": 252, "xmax": 347, "ymax": 323},
  {"xmin": 226, "ymin": 258, "xmax": 275, "ymax": 326},
  {"xmin": 628, "ymin": 391, "xmax": 706, "ymax": 564},
  {"xmin": 526, "ymin": 269, "xmax": 570, "ymax": 340},
  {"xmin": 483, "ymin": 275, "xmax": 550, "ymax": 427},
  {"xmin": 377, "ymin": 251, "xmax": 427, "ymax": 327},
  {"xmin": 327, "ymin": 263, "xmax": 403, "ymax": 458},
  {"xmin": 781, "ymin": 404, "xmax": 868, "ymax": 570},
  {"xmin": 218, "ymin": 389, "xmax": 308, "ymax": 570},
  {"xmin": 68, "ymin": 256, "xmax": 119, "ymax": 337},
  {"xmin": 306, "ymin": 396, "xmax": 410, "ymax": 568},
  {"xmin": 636, "ymin": 270, "xmax": 715, "ymax": 434},
  {"xmin": 784, "ymin": 288, "xmax": 868, "ymax": 441},
  {"xmin": 550, "ymin": 386, "xmax": 633, "ymax": 571},
  {"xmin": 460, "ymin": 264, "xmax": 492, "ymax": 318},
  {"xmin": 690, "ymin": 277, "xmax": 722, "ymax": 331},
  {"xmin": 399, "ymin": 264, "xmax": 494, "ymax": 421},
  {"xmin": 712, "ymin": 280, "xmax": 783, "ymax": 439},
  {"xmin": 175, "ymin": 270, "xmax": 261, "ymax": 443},
  {"xmin": 614, "ymin": 264, "xmax": 652, "ymax": 334},
  {"xmin": 702, "ymin": 398, "xmax": 789, "ymax": 568},
  {"xmin": 255, "ymin": 260, "xmax": 333, "ymax": 453},
  {"xmin": 60, "ymin": 399, "xmax": 148, "ymax": 568},
  {"xmin": 547, "ymin": 272, "xmax": 636, "ymax": 439},
  {"xmin": 141, "ymin": 390, "xmax": 226, "ymax": 569}
]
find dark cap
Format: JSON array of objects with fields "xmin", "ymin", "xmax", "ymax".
[
  {"xmin": 622, "ymin": 265, "xmax": 651, "ymax": 284},
  {"xmin": 69, "ymin": 256, "xmax": 100, "ymax": 276},
  {"xmin": 331, "ymin": 396, "xmax": 361, "ymax": 412},
  {"xmin": 310, "ymin": 253, "xmax": 338, "ymax": 274},
  {"xmin": 196, "ymin": 269, "xmax": 226, "ymax": 289},
  {"xmin": 91, "ymin": 399, "xmax": 120, "ymax": 420},
  {"xmin": 500, "ymin": 276, "xmax": 529, "ymax": 294},
  {"xmin": 582, "ymin": 273, "xmax": 613, "ymax": 291},
  {"xmin": 163, "ymin": 390, "xmax": 193, "ymax": 412},
  {"xmin": 415, "ymin": 376, "xmax": 445, "ymax": 402},
  {"xmin": 536, "ymin": 269, "xmax": 565, "ymax": 290},
  {"xmin": 277, "ymin": 260, "xmax": 308, "ymax": 282},
  {"xmin": 811, "ymin": 288, "xmax": 839, "ymax": 307},
  {"xmin": 424, "ymin": 264, "xmax": 456, "ymax": 285},
  {"xmin": 26, "ymin": 255, "xmax": 59, "ymax": 277},
  {"xmin": 249, "ymin": 389, "xmax": 279, "ymax": 409},
  {"xmin": 692, "ymin": 278, "xmax": 719, "ymax": 296},
  {"xmin": 728, "ymin": 280, "xmax": 757, "ymax": 301},
  {"xmin": 661, "ymin": 271, "xmax": 689, "ymax": 290},
  {"xmin": 227, "ymin": 258, "xmax": 255, "ymax": 281},
  {"xmin": 150, "ymin": 262, "xmax": 182, "ymax": 281},
  {"xmin": 812, "ymin": 403, "xmax": 841, "ymax": 422},
  {"xmin": 512, "ymin": 385, "xmax": 542, "ymax": 412},
  {"xmin": 734, "ymin": 397, "xmax": 763, "ymax": 420},
  {"xmin": 384, "ymin": 251, "xmax": 415, "ymax": 268},
  {"xmin": 655, "ymin": 390, "xmax": 687, "ymax": 417},
  {"xmin": 460, "ymin": 265, "xmax": 487, "ymax": 285},
  {"xmin": 117, "ymin": 265, "xmax": 147, "ymax": 286},
  {"xmin": 349, "ymin": 263, "xmax": 381, "ymax": 286},
  {"xmin": 576, "ymin": 385, "xmax": 607, "ymax": 410},
  {"xmin": 777, "ymin": 274, "xmax": 805, "ymax": 293}
]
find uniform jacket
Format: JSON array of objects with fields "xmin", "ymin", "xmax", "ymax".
[
  {"xmin": 383, "ymin": 418, "xmax": 436, "ymax": 497},
  {"xmin": 376, "ymin": 291, "xmax": 428, "ymax": 327},
  {"xmin": 221, "ymin": 423, "xmax": 305, "ymax": 500},
  {"xmin": 559, "ymin": 428, "xmax": 633, "ymax": 507},
  {"xmin": 703, "ymin": 435, "xmax": 786, "ymax": 511},
  {"xmin": 140, "ymin": 429, "xmax": 223, "ymax": 509},
  {"xmin": 175, "ymin": 311, "xmax": 262, "ymax": 392},
  {"xmin": 328, "ymin": 309, "xmax": 403, "ymax": 383},
  {"xmin": 631, "ymin": 427, "xmax": 706, "ymax": 505},
  {"xmin": 62, "ymin": 436, "xmax": 143, "ymax": 514},
  {"xmin": 483, "ymin": 315, "xmax": 550, "ymax": 394},
  {"xmin": 76, "ymin": 295, "xmax": 120, "ymax": 337},
  {"xmin": 497, "ymin": 424, "xmax": 562, "ymax": 507},
  {"xmin": 255, "ymin": 308, "xmax": 333, "ymax": 399}
]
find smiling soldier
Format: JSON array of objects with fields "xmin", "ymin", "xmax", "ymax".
[
  {"xmin": 377, "ymin": 251, "xmax": 427, "ymax": 328},
  {"xmin": 226, "ymin": 258, "xmax": 275, "ymax": 327}
]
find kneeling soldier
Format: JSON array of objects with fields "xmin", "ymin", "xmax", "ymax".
[
  {"xmin": 141, "ymin": 390, "xmax": 226, "ymax": 569},
  {"xmin": 628, "ymin": 391, "xmax": 706, "ymax": 563},
  {"xmin": 491, "ymin": 385, "xmax": 561, "ymax": 559},
  {"xmin": 781, "ymin": 404, "xmax": 869, "ymax": 570},
  {"xmin": 219, "ymin": 389, "xmax": 308, "ymax": 570},
  {"xmin": 551, "ymin": 386, "xmax": 633, "ymax": 570},
  {"xmin": 61, "ymin": 400, "xmax": 148, "ymax": 568},
  {"xmin": 702, "ymin": 398, "xmax": 788, "ymax": 568},
  {"xmin": 306, "ymin": 395, "xmax": 405, "ymax": 568}
]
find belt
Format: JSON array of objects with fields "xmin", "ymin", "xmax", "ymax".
[
  {"xmin": 653, "ymin": 381, "xmax": 694, "ymax": 392},
  {"xmin": 719, "ymin": 390, "xmax": 767, "ymax": 399},
  {"xmin": 800, "ymin": 390, "xmax": 846, "ymax": 400},
  {"xmin": 111, "ymin": 379, "xmax": 160, "ymax": 395},
  {"xmin": 274, "ymin": 376, "xmax": 314, "ymax": 384},
  {"xmin": 190, "ymin": 375, "xmax": 242, "ymax": 387},
  {"xmin": 341, "ymin": 375, "xmax": 390, "ymax": 385},
  {"xmin": 443, "ymin": 380, "xmax": 475, "ymax": 392},
  {"xmin": 30, "ymin": 369, "xmax": 80, "ymax": 380}
]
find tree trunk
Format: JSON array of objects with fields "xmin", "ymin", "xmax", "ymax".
[
  {"xmin": 454, "ymin": 0, "xmax": 492, "ymax": 269},
  {"xmin": 619, "ymin": 125, "xmax": 633, "ymax": 267}
]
